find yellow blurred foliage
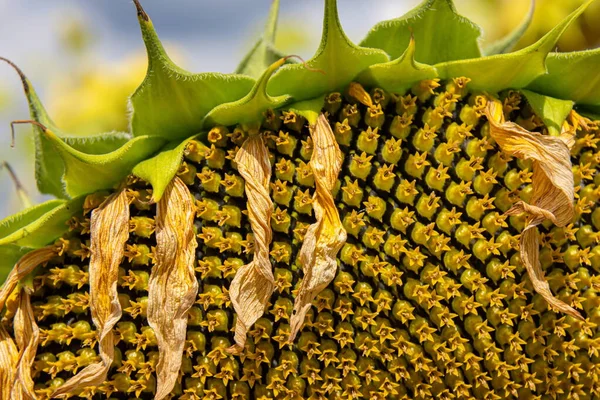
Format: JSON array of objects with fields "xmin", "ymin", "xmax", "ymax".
[
  {"xmin": 460, "ymin": 0, "xmax": 600, "ymax": 51},
  {"xmin": 46, "ymin": 54, "xmax": 147, "ymax": 135},
  {"xmin": 58, "ymin": 16, "xmax": 94, "ymax": 55},
  {"xmin": 274, "ymin": 24, "xmax": 317, "ymax": 54}
]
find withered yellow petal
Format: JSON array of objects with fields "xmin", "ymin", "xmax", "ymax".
[
  {"xmin": 486, "ymin": 100, "xmax": 574, "ymax": 226},
  {"xmin": 0, "ymin": 324, "xmax": 20, "ymax": 400},
  {"xmin": 147, "ymin": 176, "xmax": 198, "ymax": 400},
  {"xmin": 0, "ymin": 247, "xmax": 56, "ymax": 312},
  {"xmin": 0, "ymin": 247, "xmax": 55, "ymax": 398},
  {"xmin": 290, "ymin": 113, "xmax": 347, "ymax": 340},
  {"xmin": 518, "ymin": 226, "xmax": 582, "ymax": 318},
  {"xmin": 53, "ymin": 189, "xmax": 130, "ymax": 396},
  {"xmin": 229, "ymin": 133, "xmax": 274, "ymax": 349},
  {"xmin": 486, "ymin": 100, "xmax": 582, "ymax": 320},
  {"xmin": 348, "ymin": 82, "xmax": 374, "ymax": 108},
  {"xmin": 14, "ymin": 289, "xmax": 39, "ymax": 400}
]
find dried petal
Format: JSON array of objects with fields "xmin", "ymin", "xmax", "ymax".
[
  {"xmin": 0, "ymin": 325, "xmax": 19, "ymax": 400},
  {"xmin": 486, "ymin": 100, "xmax": 582, "ymax": 320},
  {"xmin": 147, "ymin": 177, "xmax": 198, "ymax": 400},
  {"xmin": 0, "ymin": 247, "xmax": 56, "ymax": 312},
  {"xmin": 229, "ymin": 134, "xmax": 274, "ymax": 349},
  {"xmin": 348, "ymin": 82, "xmax": 374, "ymax": 107},
  {"xmin": 290, "ymin": 113, "xmax": 347, "ymax": 340},
  {"xmin": 53, "ymin": 189, "xmax": 130, "ymax": 396},
  {"xmin": 0, "ymin": 246, "xmax": 55, "ymax": 399},
  {"xmin": 14, "ymin": 289, "xmax": 39, "ymax": 400}
]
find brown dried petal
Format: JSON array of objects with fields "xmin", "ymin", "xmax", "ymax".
[
  {"xmin": 486, "ymin": 100, "xmax": 582, "ymax": 320},
  {"xmin": 0, "ymin": 247, "xmax": 56, "ymax": 312},
  {"xmin": 53, "ymin": 189, "xmax": 130, "ymax": 397},
  {"xmin": 0, "ymin": 246, "xmax": 55, "ymax": 398},
  {"xmin": 229, "ymin": 134, "xmax": 274, "ymax": 349},
  {"xmin": 518, "ymin": 226, "xmax": 583, "ymax": 318},
  {"xmin": 0, "ymin": 325, "xmax": 20, "ymax": 400},
  {"xmin": 13, "ymin": 289, "xmax": 39, "ymax": 400},
  {"xmin": 290, "ymin": 113, "xmax": 347, "ymax": 340},
  {"xmin": 147, "ymin": 177, "xmax": 198, "ymax": 400}
]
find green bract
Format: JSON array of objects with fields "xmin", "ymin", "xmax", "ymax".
[
  {"xmin": 528, "ymin": 48, "xmax": 600, "ymax": 107},
  {"xmin": 2, "ymin": 0, "xmax": 599, "ymax": 271},
  {"xmin": 203, "ymin": 57, "xmax": 293, "ymax": 129},
  {"xmin": 267, "ymin": 0, "xmax": 388, "ymax": 102},
  {"xmin": 360, "ymin": 0, "xmax": 481, "ymax": 63},
  {"xmin": 128, "ymin": 1, "xmax": 255, "ymax": 140},
  {"xmin": 132, "ymin": 135, "xmax": 199, "ymax": 202},
  {"xmin": 356, "ymin": 37, "xmax": 438, "ymax": 93},
  {"xmin": 0, "ymin": 58, "xmax": 132, "ymax": 199},
  {"xmin": 0, "ymin": 197, "xmax": 85, "ymax": 282},
  {"xmin": 520, "ymin": 90, "xmax": 574, "ymax": 136}
]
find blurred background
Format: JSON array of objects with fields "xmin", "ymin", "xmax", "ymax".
[{"xmin": 0, "ymin": 0, "xmax": 599, "ymax": 219}]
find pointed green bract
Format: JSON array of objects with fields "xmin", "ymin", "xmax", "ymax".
[
  {"xmin": 527, "ymin": 49, "xmax": 600, "ymax": 106},
  {"xmin": 484, "ymin": 0, "xmax": 535, "ymax": 55},
  {"xmin": 236, "ymin": 0, "xmax": 289, "ymax": 78},
  {"xmin": 360, "ymin": 0, "xmax": 481, "ymax": 64},
  {"xmin": 0, "ymin": 186, "xmax": 63, "ymax": 285},
  {"xmin": 0, "ymin": 196, "xmax": 85, "ymax": 248},
  {"xmin": 1, "ymin": 60, "xmax": 131, "ymax": 198},
  {"xmin": 521, "ymin": 90, "xmax": 574, "ymax": 136},
  {"xmin": 204, "ymin": 58, "xmax": 292, "ymax": 128},
  {"xmin": 288, "ymin": 96, "xmax": 325, "ymax": 125},
  {"xmin": 357, "ymin": 37, "xmax": 438, "ymax": 93},
  {"xmin": 433, "ymin": 0, "xmax": 594, "ymax": 92},
  {"xmin": 43, "ymin": 129, "xmax": 166, "ymax": 198},
  {"xmin": 267, "ymin": 0, "xmax": 388, "ymax": 102},
  {"xmin": 129, "ymin": 3, "xmax": 255, "ymax": 140},
  {"xmin": 0, "ymin": 200, "xmax": 65, "ymax": 241},
  {"xmin": 35, "ymin": 132, "xmax": 132, "ymax": 198},
  {"xmin": 132, "ymin": 135, "xmax": 198, "ymax": 202}
]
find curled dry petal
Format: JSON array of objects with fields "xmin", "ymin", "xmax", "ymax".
[
  {"xmin": 229, "ymin": 134, "xmax": 274, "ymax": 350},
  {"xmin": 0, "ymin": 247, "xmax": 56, "ymax": 312},
  {"xmin": 517, "ymin": 226, "xmax": 583, "ymax": 317},
  {"xmin": 0, "ymin": 325, "xmax": 20, "ymax": 400},
  {"xmin": 290, "ymin": 113, "xmax": 347, "ymax": 340},
  {"xmin": 486, "ymin": 99, "xmax": 583, "ymax": 320},
  {"xmin": 0, "ymin": 247, "xmax": 55, "ymax": 398},
  {"xmin": 53, "ymin": 189, "xmax": 130, "ymax": 397},
  {"xmin": 147, "ymin": 176, "xmax": 198, "ymax": 400},
  {"xmin": 13, "ymin": 289, "xmax": 39, "ymax": 400}
]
